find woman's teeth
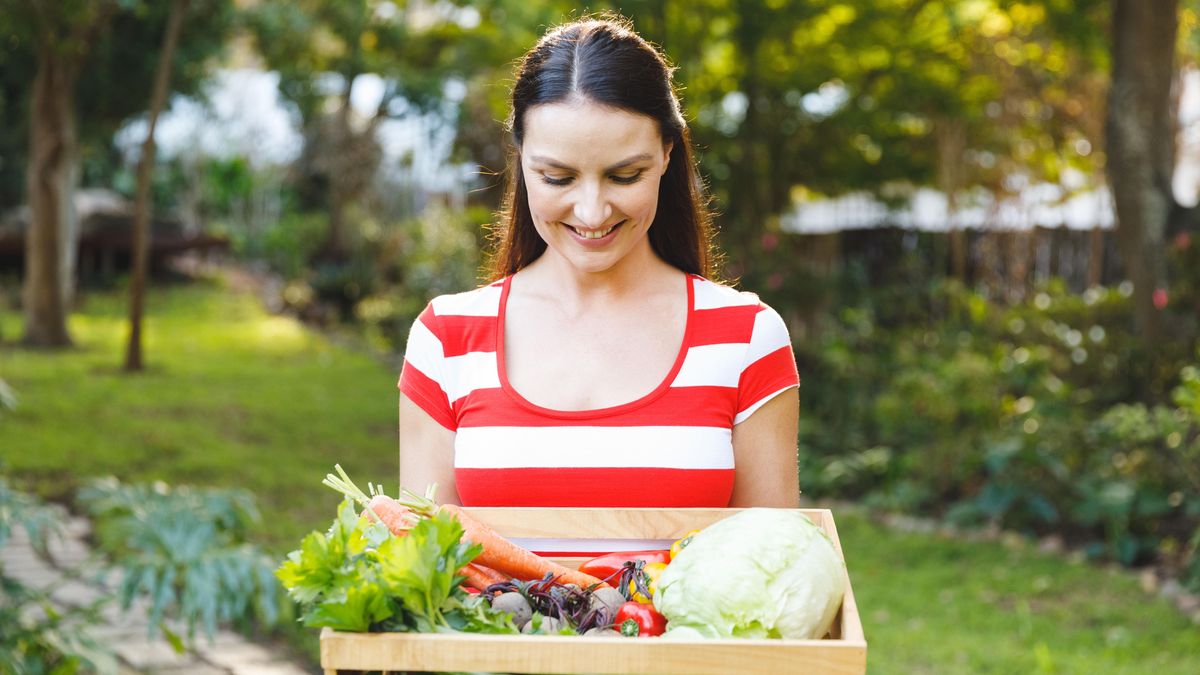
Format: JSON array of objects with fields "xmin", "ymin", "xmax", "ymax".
[{"xmin": 573, "ymin": 223, "xmax": 619, "ymax": 239}]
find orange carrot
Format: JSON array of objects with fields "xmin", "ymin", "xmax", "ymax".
[
  {"xmin": 362, "ymin": 494, "xmax": 418, "ymax": 537},
  {"xmin": 323, "ymin": 466, "xmax": 608, "ymax": 588},
  {"xmin": 441, "ymin": 504, "xmax": 609, "ymax": 589},
  {"xmin": 458, "ymin": 562, "xmax": 507, "ymax": 591}
]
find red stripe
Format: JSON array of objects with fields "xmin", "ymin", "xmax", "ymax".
[
  {"xmin": 455, "ymin": 467, "xmax": 735, "ymax": 507},
  {"xmin": 435, "ymin": 314, "xmax": 498, "ymax": 357},
  {"xmin": 456, "ymin": 386, "xmax": 736, "ymax": 427},
  {"xmin": 690, "ymin": 306, "xmax": 757, "ymax": 346},
  {"xmin": 736, "ymin": 346, "xmax": 799, "ymax": 414},
  {"xmin": 398, "ymin": 360, "xmax": 457, "ymax": 430}
]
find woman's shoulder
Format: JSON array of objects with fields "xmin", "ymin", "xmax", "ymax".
[
  {"xmin": 426, "ymin": 278, "xmax": 508, "ymax": 319},
  {"xmin": 690, "ymin": 275, "xmax": 771, "ymax": 312}
]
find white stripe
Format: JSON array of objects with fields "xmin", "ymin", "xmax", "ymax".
[
  {"xmin": 693, "ymin": 278, "xmax": 760, "ymax": 310},
  {"xmin": 734, "ymin": 385, "xmax": 797, "ymax": 424},
  {"xmin": 431, "ymin": 284, "xmax": 502, "ymax": 317},
  {"xmin": 671, "ymin": 343, "xmax": 745, "ymax": 387},
  {"xmin": 442, "ymin": 351, "xmax": 501, "ymax": 403},
  {"xmin": 455, "ymin": 426, "xmax": 733, "ymax": 469},
  {"xmin": 403, "ymin": 319, "xmax": 446, "ymax": 386},
  {"xmin": 745, "ymin": 305, "xmax": 791, "ymax": 365}
]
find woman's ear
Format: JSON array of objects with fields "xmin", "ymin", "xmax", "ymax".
[{"xmin": 661, "ymin": 141, "xmax": 674, "ymax": 175}]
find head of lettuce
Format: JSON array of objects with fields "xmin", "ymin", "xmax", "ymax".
[{"xmin": 652, "ymin": 508, "xmax": 846, "ymax": 640}]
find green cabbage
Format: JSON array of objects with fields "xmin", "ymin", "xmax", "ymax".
[{"xmin": 653, "ymin": 508, "xmax": 846, "ymax": 640}]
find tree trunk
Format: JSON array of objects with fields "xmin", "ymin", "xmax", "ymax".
[
  {"xmin": 59, "ymin": 148, "xmax": 81, "ymax": 311},
  {"xmin": 936, "ymin": 117, "xmax": 968, "ymax": 281},
  {"xmin": 126, "ymin": 0, "xmax": 189, "ymax": 372},
  {"xmin": 1105, "ymin": 0, "xmax": 1177, "ymax": 343},
  {"xmin": 22, "ymin": 47, "xmax": 77, "ymax": 347}
]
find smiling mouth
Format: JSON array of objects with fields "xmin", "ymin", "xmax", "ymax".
[{"xmin": 568, "ymin": 221, "xmax": 624, "ymax": 239}]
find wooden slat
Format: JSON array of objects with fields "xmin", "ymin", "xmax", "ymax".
[
  {"xmin": 321, "ymin": 628, "xmax": 866, "ymax": 675},
  {"xmin": 461, "ymin": 507, "xmax": 833, "ymax": 540},
  {"xmin": 460, "ymin": 507, "xmax": 743, "ymax": 539}
]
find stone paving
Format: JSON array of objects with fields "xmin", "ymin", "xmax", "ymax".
[{"xmin": 0, "ymin": 515, "xmax": 314, "ymax": 675}]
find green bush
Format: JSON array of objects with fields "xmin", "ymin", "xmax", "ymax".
[
  {"xmin": 0, "ymin": 478, "xmax": 116, "ymax": 674},
  {"xmin": 797, "ymin": 276, "xmax": 1200, "ymax": 586},
  {"xmin": 78, "ymin": 477, "xmax": 284, "ymax": 645}
]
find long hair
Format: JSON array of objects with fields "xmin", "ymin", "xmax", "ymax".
[{"xmin": 487, "ymin": 16, "xmax": 718, "ymax": 280}]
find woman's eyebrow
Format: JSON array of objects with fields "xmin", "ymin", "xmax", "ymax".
[{"xmin": 527, "ymin": 153, "xmax": 654, "ymax": 171}]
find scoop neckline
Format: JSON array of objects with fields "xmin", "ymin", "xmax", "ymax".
[{"xmin": 496, "ymin": 272, "xmax": 696, "ymax": 419}]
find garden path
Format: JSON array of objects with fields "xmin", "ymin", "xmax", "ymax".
[{"xmin": 1, "ymin": 514, "xmax": 312, "ymax": 675}]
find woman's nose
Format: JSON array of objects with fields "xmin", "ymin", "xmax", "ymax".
[{"xmin": 573, "ymin": 184, "xmax": 612, "ymax": 227}]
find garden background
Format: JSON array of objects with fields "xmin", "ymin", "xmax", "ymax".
[{"xmin": 2, "ymin": 1, "xmax": 1199, "ymax": 673}]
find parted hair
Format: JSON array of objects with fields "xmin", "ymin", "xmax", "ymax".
[{"xmin": 487, "ymin": 16, "xmax": 717, "ymax": 280}]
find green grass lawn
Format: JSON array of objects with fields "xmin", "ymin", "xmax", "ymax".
[
  {"xmin": 2, "ymin": 275, "xmax": 1198, "ymax": 673},
  {"xmin": 0, "ymin": 275, "xmax": 399, "ymax": 551}
]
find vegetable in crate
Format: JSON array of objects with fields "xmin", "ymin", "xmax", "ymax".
[
  {"xmin": 275, "ymin": 499, "xmax": 517, "ymax": 635},
  {"xmin": 577, "ymin": 550, "xmax": 671, "ymax": 585},
  {"xmin": 324, "ymin": 465, "xmax": 606, "ymax": 590},
  {"xmin": 653, "ymin": 508, "xmax": 846, "ymax": 640},
  {"xmin": 614, "ymin": 601, "xmax": 667, "ymax": 637}
]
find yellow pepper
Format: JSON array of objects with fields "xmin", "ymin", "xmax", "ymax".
[
  {"xmin": 670, "ymin": 529, "xmax": 701, "ymax": 560},
  {"xmin": 628, "ymin": 561, "xmax": 668, "ymax": 604}
]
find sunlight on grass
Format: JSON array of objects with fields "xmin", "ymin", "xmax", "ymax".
[
  {"xmin": 253, "ymin": 315, "xmax": 312, "ymax": 353},
  {"xmin": 1, "ymin": 278, "xmax": 397, "ymax": 549}
]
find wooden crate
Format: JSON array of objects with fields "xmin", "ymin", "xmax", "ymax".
[{"xmin": 321, "ymin": 507, "xmax": 867, "ymax": 675}]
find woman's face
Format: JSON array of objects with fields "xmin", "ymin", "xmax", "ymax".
[{"xmin": 520, "ymin": 100, "xmax": 672, "ymax": 277}]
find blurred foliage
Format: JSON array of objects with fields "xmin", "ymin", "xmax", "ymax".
[
  {"xmin": 0, "ymin": 0, "xmax": 238, "ymax": 209},
  {"xmin": 78, "ymin": 477, "xmax": 284, "ymax": 645},
  {"xmin": 797, "ymin": 244, "xmax": 1200, "ymax": 587},
  {"xmin": 0, "ymin": 477, "xmax": 117, "ymax": 675}
]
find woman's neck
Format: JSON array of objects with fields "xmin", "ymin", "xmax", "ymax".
[{"xmin": 516, "ymin": 242, "xmax": 679, "ymax": 313}]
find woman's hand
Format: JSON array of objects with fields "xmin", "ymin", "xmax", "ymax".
[
  {"xmin": 398, "ymin": 393, "xmax": 460, "ymax": 505},
  {"xmin": 729, "ymin": 387, "xmax": 800, "ymax": 508}
]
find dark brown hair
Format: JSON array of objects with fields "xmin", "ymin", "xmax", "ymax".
[{"xmin": 487, "ymin": 16, "xmax": 717, "ymax": 280}]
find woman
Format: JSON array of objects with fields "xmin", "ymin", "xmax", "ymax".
[{"xmin": 397, "ymin": 17, "xmax": 799, "ymax": 508}]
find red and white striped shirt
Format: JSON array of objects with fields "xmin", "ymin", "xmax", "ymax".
[{"xmin": 398, "ymin": 274, "xmax": 799, "ymax": 508}]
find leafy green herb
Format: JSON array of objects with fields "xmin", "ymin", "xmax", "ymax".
[{"xmin": 276, "ymin": 499, "xmax": 516, "ymax": 635}]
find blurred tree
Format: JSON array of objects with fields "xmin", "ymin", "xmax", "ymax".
[
  {"xmin": 3, "ymin": 0, "xmax": 120, "ymax": 347},
  {"xmin": 0, "ymin": 0, "xmax": 235, "ymax": 347},
  {"xmin": 247, "ymin": 0, "xmax": 485, "ymax": 261},
  {"xmin": 1106, "ymin": 0, "xmax": 1179, "ymax": 345},
  {"xmin": 126, "ymin": 0, "xmax": 191, "ymax": 372}
]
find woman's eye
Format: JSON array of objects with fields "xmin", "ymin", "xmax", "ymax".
[
  {"xmin": 540, "ymin": 174, "xmax": 573, "ymax": 186},
  {"xmin": 611, "ymin": 170, "xmax": 645, "ymax": 185}
]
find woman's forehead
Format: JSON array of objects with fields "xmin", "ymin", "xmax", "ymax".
[{"xmin": 522, "ymin": 101, "xmax": 664, "ymax": 166}]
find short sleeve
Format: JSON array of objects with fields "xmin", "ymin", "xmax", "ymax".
[
  {"xmin": 397, "ymin": 302, "xmax": 457, "ymax": 431},
  {"xmin": 733, "ymin": 303, "xmax": 799, "ymax": 424}
]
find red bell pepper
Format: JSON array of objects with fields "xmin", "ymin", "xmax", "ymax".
[
  {"xmin": 615, "ymin": 601, "xmax": 667, "ymax": 637},
  {"xmin": 577, "ymin": 550, "xmax": 671, "ymax": 585}
]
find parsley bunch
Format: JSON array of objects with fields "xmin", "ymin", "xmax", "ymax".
[{"xmin": 276, "ymin": 499, "xmax": 517, "ymax": 634}]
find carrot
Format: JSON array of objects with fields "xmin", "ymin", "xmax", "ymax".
[
  {"xmin": 323, "ymin": 465, "xmax": 609, "ymax": 589},
  {"xmin": 441, "ymin": 503, "xmax": 609, "ymax": 589},
  {"xmin": 459, "ymin": 562, "xmax": 507, "ymax": 592},
  {"xmin": 363, "ymin": 494, "xmax": 419, "ymax": 537},
  {"xmin": 322, "ymin": 466, "xmax": 418, "ymax": 536}
]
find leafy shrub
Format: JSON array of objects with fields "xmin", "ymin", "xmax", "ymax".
[
  {"xmin": 238, "ymin": 211, "xmax": 329, "ymax": 281},
  {"xmin": 797, "ymin": 276, "xmax": 1200, "ymax": 585},
  {"xmin": 78, "ymin": 477, "xmax": 283, "ymax": 644},
  {"xmin": 353, "ymin": 205, "xmax": 487, "ymax": 351},
  {"xmin": 0, "ymin": 478, "xmax": 116, "ymax": 674}
]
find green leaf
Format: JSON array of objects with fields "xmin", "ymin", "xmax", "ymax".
[
  {"xmin": 375, "ymin": 510, "xmax": 479, "ymax": 630},
  {"xmin": 303, "ymin": 583, "xmax": 392, "ymax": 632}
]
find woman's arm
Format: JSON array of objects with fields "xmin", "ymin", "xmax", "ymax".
[
  {"xmin": 728, "ymin": 387, "xmax": 800, "ymax": 508},
  {"xmin": 398, "ymin": 392, "xmax": 460, "ymax": 505}
]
